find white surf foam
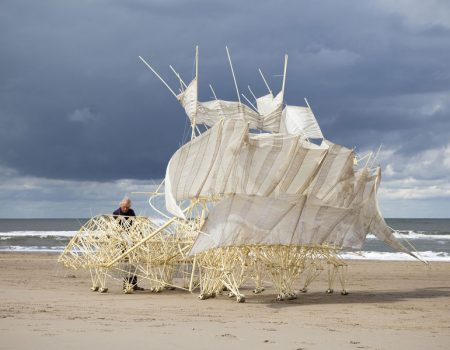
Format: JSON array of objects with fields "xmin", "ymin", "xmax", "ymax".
[
  {"xmin": 366, "ymin": 231, "xmax": 450, "ymax": 240},
  {"xmin": 1, "ymin": 245, "xmax": 448, "ymax": 262},
  {"xmin": 0, "ymin": 231, "xmax": 76, "ymax": 238},
  {"xmin": 0, "ymin": 245, "xmax": 66, "ymax": 252},
  {"xmin": 341, "ymin": 250, "xmax": 450, "ymax": 262}
]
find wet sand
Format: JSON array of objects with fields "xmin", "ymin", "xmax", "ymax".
[{"xmin": 0, "ymin": 252, "xmax": 449, "ymax": 349}]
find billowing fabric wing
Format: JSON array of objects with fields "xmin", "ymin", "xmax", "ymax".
[
  {"xmin": 165, "ymin": 119, "xmax": 247, "ymax": 219},
  {"xmin": 306, "ymin": 141, "xmax": 355, "ymax": 199},
  {"xmin": 280, "ymin": 105, "xmax": 324, "ymax": 139},
  {"xmin": 197, "ymin": 100, "xmax": 260, "ymax": 128},
  {"xmin": 255, "ymin": 91, "xmax": 284, "ymax": 132},
  {"xmin": 366, "ymin": 168, "xmax": 415, "ymax": 255},
  {"xmin": 189, "ymin": 194, "xmax": 354, "ymax": 255},
  {"xmin": 177, "ymin": 78, "xmax": 197, "ymax": 120},
  {"xmin": 189, "ymin": 167, "xmax": 412, "ymax": 256},
  {"xmin": 165, "ymin": 119, "xmax": 329, "ymax": 218},
  {"xmin": 177, "ymin": 79, "xmax": 283, "ymax": 132},
  {"xmin": 256, "ymin": 93, "xmax": 276, "ymax": 115},
  {"xmin": 225, "ymin": 133, "xmax": 328, "ymax": 196}
]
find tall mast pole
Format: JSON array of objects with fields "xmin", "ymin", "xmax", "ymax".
[
  {"xmin": 281, "ymin": 54, "xmax": 288, "ymax": 103},
  {"xmin": 241, "ymin": 94, "xmax": 258, "ymax": 111},
  {"xmin": 248, "ymin": 85, "xmax": 257, "ymax": 102},
  {"xmin": 139, "ymin": 56, "xmax": 178, "ymax": 98},
  {"xmin": 226, "ymin": 46, "xmax": 241, "ymax": 104},
  {"xmin": 169, "ymin": 65, "xmax": 188, "ymax": 89},
  {"xmin": 191, "ymin": 46, "xmax": 199, "ymax": 140},
  {"xmin": 304, "ymin": 97, "xmax": 312, "ymax": 111},
  {"xmin": 209, "ymin": 84, "xmax": 218, "ymax": 100},
  {"xmin": 258, "ymin": 68, "xmax": 272, "ymax": 96},
  {"xmin": 195, "ymin": 45, "xmax": 199, "ymax": 89}
]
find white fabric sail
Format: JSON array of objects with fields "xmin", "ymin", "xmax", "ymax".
[
  {"xmin": 165, "ymin": 119, "xmax": 247, "ymax": 219},
  {"xmin": 165, "ymin": 60, "xmax": 414, "ymax": 260},
  {"xmin": 197, "ymin": 99, "xmax": 260, "ymax": 128},
  {"xmin": 165, "ymin": 119, "xmax": 329, "ymax": 219},
  {"xmin": 255, "ymin": 91, "xmax": 284, "ymax": 132},
  {"xmin": 189, "ymin": 167, "xmax": 412, "ymax": 256},
  {"xmin": 177, "ymin": 78, "xmax": 198, "ymax": 120},
  {"xmin": 177, "ymin": 78, "xmax": 284, "ymax": 132},
  {"xmin": 280, "ymin": 105, "xmax": 324, "ymax": 139},
  {"xmin": 306, "ymin": 141, "xmax": 354, "ymax": 199}
]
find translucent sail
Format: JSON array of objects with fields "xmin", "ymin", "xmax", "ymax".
[
  {"xmin": 165, "ymin": 119, "xmax": 247, "ymax": 218},
  {"xmin": 280, "ymin": 105, "xmax": 324, "ymax": 139},
  {"xmin": 165, "ymin": 119, "xmax": 329, "ymax": 219},
  {"xmin": 255, "ymin": 91, "xmax": 284, "ymax": 132},
  {"xmin": 189, "ymin": 167, "xmax": 412, "ymax": 256},
  {"xmin": 177, "ymin": 79, "xmax": 284, "ymax": 132},
  {"xmin": 165, "ymin": 59, "xmax": 414, "ymax": 260}
]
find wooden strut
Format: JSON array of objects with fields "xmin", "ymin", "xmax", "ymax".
[
  {"xmin": 60, "ymin": 213, "xmax": 351, "ymax": 300},
  {"xmin": 281, "ymin": 54, "xmax": 288, "ymax": 104},
  {"xmin": 105, "ymin": 202, "xmax": 196, "ymax": 268},
  {"xmin": 191, "ymin": 46, "xmax": 199, "ymax": 140},
  {"xmin": 241, "ymin": 93, "xmax": 258, "ymax": 111},
  {"xmin": 247, "ymin": 85, "xmax": 257, "ymax": 102},
  {"xmin": 209, "ymin": 84, "xmax": 218, "ymax": 100},
  {"xmin": 169, "ymin": 65, "xmax": 188, "ymax": 89},
  {"xmin": 258, "ymin": 68, "xmax": 272, "ymax": 96},
  {"xmin": 138, "ymin": 56, "xmax": 178, "ymax": 98},
  {"xmin": 226, "ymin": 46, "xmax": 241, "ymax": 104}
]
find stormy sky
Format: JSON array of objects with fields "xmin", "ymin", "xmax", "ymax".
[{"xmin": 1, "ymin": 0, "xmax": 450, "ymax": 218}]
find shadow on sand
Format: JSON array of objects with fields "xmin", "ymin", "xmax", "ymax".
[{"xmin": 245, "ymin": 286, "xmax": 450, "ymax": 308}]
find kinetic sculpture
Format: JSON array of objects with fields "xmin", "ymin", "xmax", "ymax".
[{"xmin": 59, "ymin": 47, "xmax": 416, "ymax": 302}]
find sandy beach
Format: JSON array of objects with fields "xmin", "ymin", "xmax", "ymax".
[{"xmin": 0, "ymin": 252, "xmax": 449, "ymax": 350}]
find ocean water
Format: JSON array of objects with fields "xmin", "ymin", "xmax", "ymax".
[{"xmin": 0, "ymin": 218, "xmax": 449, "ymax": 261}]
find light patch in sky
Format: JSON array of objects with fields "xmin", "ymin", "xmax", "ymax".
[
  {"xmin": 0, "ymin": 164, "xmax": 161, "ymax": 218},
  {"xmin": 297, "ymin": 47, "xmax": 361, "ymax": 69},
  {"xmin": 376, "ymin": 0, "xmax": 450, "ymax": 29},
  {"xmin": 68, "ymin": 107, "xmax": 98, "ymax": 123}
]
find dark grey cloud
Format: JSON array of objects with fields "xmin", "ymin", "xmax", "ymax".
[{"xmin": 1, "ymin": 0, "xmax": 450, "ymax": 182}]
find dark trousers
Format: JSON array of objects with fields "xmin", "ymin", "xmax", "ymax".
[{"xmin": 125, "ymin": 275, "xmax": 137, "ymax": 285}]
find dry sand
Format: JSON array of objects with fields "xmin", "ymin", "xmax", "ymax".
[{"xmin": 0, "ymin": 252, "xmax": 449, "ymax": 350}]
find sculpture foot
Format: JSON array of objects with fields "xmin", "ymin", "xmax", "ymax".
[{"xmin": 237, "ymin": 295, "xmax": 246, "ymax": 303}]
